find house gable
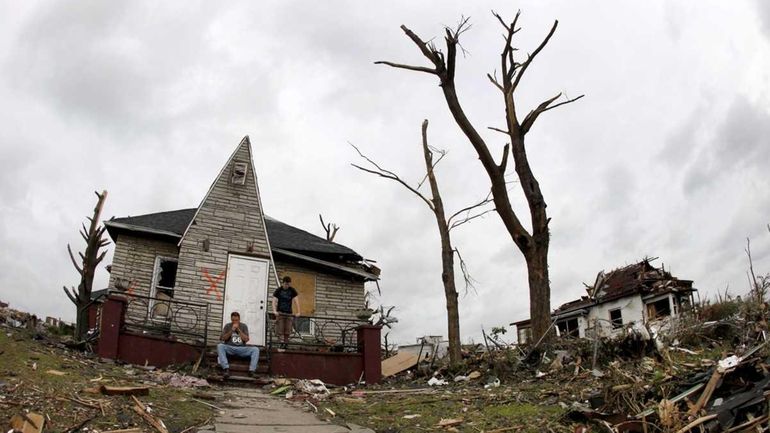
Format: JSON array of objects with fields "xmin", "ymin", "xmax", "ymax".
[{"xmin": 173, "ymin": 136, "xmax": 279, "ymax": 340}]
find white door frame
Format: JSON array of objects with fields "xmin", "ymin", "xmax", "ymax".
[{"xmin": 222, "ymin": 254, "xmax": 270, "ymax": 346}]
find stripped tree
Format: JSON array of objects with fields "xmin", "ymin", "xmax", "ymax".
[
  {"xmin": 352, "ymin": 120, "xmax": 492, "ymax": 364},
  {"xmin": 63, "ymin": 190, "xmax": 109, "ymax": 340},
  {"xmin": 376, "ymin": 12, "xmax": 583, "ymax": 341},
  {"xmin": 319, "ymin": 214, "xmax": 340, "ymax": 242}
]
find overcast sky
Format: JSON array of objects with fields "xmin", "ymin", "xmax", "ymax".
[{"xmin": 1, "ymin": 1, "xmax": 769, "ymax": 346}]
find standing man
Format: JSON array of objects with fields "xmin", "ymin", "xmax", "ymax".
[
  {"xmin": 217, "ymin": 311, "xmax": 259, "ymax": 378},
  {"xmin": 273, "ymin": 276, "xmax": 300, "ymax": 349}
]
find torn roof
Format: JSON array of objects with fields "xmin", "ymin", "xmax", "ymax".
[
  {"xmin": 512, "ymin": 258, "xmax": 695, "ymax": 328},
  {"xmin": 587, "ymin": 258, "xmax": 694, "ymax": 303},
  {"xmin": 104, "ymin": 208, "xmax": 364, "ymax": 262}
]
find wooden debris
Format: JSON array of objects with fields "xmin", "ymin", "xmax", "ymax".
[
  {"xmin": 325, "ymin": 407, "xmax": 336, "ymax": 417},
  {"xmin": 10, "ymin": 413, "xmax": 45, "ymax": 433},
  {"xmin": 381, "ymin": 352, "xmax": 419, "ymax": 377},
  {"xmin": 437, "ymin": 418, "xmax": 463, "ymax": 427},
  {"xmin": 45, "ymin": 369, "xmax": 66, "ymax": 376},
  {"xmin": 131, "ymin": 395, "xmax": 169, "ymax": 433},
  {"xmin": 192, "ymin": 398, "xmax": 224, "ymax": 411},
  {"xmin": 100, "ymin": 384, "xmax": 150, "ymax": 396}
]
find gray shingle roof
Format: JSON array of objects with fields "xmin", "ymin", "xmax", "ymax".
[{"xmin": 105, "ymin": 208, "xmax": 362, "ymax": 261}]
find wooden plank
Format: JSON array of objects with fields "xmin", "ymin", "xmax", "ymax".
[
  {"xmin": 381, "ymin": 352, "xmax": 420, "ymax": 377},
  {"xmin": 10, "ymin": 413, "xmax": 45, "ymax": 433},
  {"xmin": 282, "ymin": 271, "xmax": 316, "ymax": 316},
  {"xmin": 100, "ymin": 385, "xmax": 150, "ymax": 396}
]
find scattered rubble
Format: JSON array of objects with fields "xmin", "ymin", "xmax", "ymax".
[
  {"xmin": 323, "ymin": 292, "xmax": 770, "ymax": 432},
  {"xmin": 0, "ymin": 308, "xmax": 214, "ymax": 432}
]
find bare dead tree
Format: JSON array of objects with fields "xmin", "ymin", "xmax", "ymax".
[
  {"xmin": 352, "ymin": 119, "xmax": 493, "ymax": 364},
  {"xmin": 376, "ymin": 12, "xmax": 583, "ymax": 341},
  {"xmin": 319, "ymin": 214, "xmax": 340, "ymax": 242},
  {"xmin": 746, "ymin": 237, "xmax": 769, "ymax": 305},
  {"xmin": 63, "ymin": 190, "xmax": 109, "ymax": 340}
]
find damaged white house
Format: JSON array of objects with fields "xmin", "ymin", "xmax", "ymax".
[{"xmin": 513, "ymin": 258, "xmax": 696, "ymax": 343}]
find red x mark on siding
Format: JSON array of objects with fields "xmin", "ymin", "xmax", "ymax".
[{"xmin": 202, "ymin": 267, "xmax": 225, "ymax": 301}]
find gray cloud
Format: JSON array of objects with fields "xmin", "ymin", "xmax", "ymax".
[{"xmin": 682, "ymin": 97, "xmax": 770, "ymax": 195}]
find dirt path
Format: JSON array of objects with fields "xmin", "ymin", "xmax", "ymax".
[{"xmin": 200, "ymin": 387, "xmax": 373, "ymax": 433}]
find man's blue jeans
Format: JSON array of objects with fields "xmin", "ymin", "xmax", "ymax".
[{"xmin": 217, "ymin": 343, "xmax": 259, "ymax": 372}]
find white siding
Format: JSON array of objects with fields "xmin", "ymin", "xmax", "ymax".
[{"xmin": 587, "ymin": 294, "xmax": 645, "ymax": 337}]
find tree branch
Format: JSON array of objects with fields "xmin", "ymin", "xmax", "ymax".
[
  {"xmin": 63, "ymin": 286, "xmax": 78, "ymax": 305},
  {"xmin": 373, "ymin": 61, "xmax": 437, "ymax": 75},
  {"xmin": 447, "ymin": 190, "xmax": 494, "ymax": 226},
  {"xmin": 416, "ymin": 147, "xmax": 447, "ymax": 189},
  {"xmin": 67, "ymin": 244, "xmax": 84, "ymax": 275},
  {"xmin": 521, "ymin": 93, "xmax": 584, "ymax": 135},
  {"xmin": 454, "ymin": 248, "xmax": 477, "ymax": 295},
  {"xmin": 350, "ymin": 143, "xmax": 434, "ymax": 210},
  {"xmin": 511, "ymin": 20, "xmax": 558, "ymax": 93},
  {"xmin": 450, "ymin": 208, "xmax": 496, "ymax": 231}
]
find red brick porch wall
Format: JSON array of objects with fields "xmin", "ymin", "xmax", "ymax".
[{"xmin": 97, "ymin": 295, "xmax": 383, "ymax": 381}]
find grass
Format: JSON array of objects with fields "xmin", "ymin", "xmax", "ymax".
[
  {"xmin": 320, "ymin": 385, "xmax": 568, "ymax": 433},
  {"xmin": 0, "ymin": 328, "xmax": 214, "ymax": 432}
]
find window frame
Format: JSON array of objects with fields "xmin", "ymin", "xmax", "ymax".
[
  {"xmin": 608, "ymin": 308, "xmax": 623, "ymax": 329},
  {"xmin": 149, "ymin": 256, "xmax": 178, "ymax": 322}
]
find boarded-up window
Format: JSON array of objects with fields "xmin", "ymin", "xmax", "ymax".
[{"xmin": 280, "ymin": 271, "xmax": 316, "ymax": 334}]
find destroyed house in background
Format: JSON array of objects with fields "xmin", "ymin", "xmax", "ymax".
[
  {"xmin": 513, "ymin": 258, "xmax": 696, "ymax": 343},
  {"xmin": 87, "ymin": 136, "xmax": 382, "ymax": 385}
]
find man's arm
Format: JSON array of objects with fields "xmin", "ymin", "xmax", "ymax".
[
  {"xmin": 272, "ymin": 297, "xmax": 279, "ymax": 315},
  {"xmin": 239, "ymin": 324, "xmax": 250, "ymax": 344},
  {"xmin": 292, "ymin": 296, "xmax": 301, "ymax": 317},
  {"xmin": 221, "ymin": 324, "xmax": 233, "ymax": 342}
]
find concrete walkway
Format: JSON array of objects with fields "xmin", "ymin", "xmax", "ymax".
[{"xmin": 198, "ymin": 387, "xmax": 374, "ymax": 433}]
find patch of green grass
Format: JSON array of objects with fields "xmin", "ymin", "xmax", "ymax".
[{"xmin": 323, "ymin": 388, "xmax": 569, "ymax": 433}]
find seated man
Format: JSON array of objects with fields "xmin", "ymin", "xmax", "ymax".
[{"xmin": 217, "ymin": 311, "xmax": 259, "ymax": 378}]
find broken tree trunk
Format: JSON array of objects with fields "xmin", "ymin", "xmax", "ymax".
[
  {"xmin": 351, "ymin": 120, "xmax": 492, "ymax": 365},
  {"xmin": 419, "ymin": 120, "xmax": 462, "ymax": 365},
  {"xmin": 63, "ymin": 190, "xmax": 109, "ymax": 341}
]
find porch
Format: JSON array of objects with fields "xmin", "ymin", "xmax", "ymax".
[{"xmin": 91, "ymin": 293, "xmax": 382, "ymax": 385}]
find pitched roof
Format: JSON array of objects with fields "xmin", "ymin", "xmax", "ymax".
[{"xmin": 104, "ymin": 208, "xmax": 363, "ymax": 261}]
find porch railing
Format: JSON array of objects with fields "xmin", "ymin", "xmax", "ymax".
[
  {"xmin": 266, "ymin": 314, "xmax": 369, "ymax": 353},
  {"xmin": 109, "ymin": 290, "xmax": 211, "ymax": 347}
]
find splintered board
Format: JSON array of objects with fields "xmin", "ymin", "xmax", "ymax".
[
  {"xmin": 381, "ymin": 352, "xmax": 420, "ymax": 377},
  {"xmin": 10, "ymin": 413, "xmax": 45, "ymax": 433}
]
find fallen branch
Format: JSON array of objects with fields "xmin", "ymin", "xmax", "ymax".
[
  {"xmin": 673, "ymin": 414, "xmax": 717, "ymax": 433},
  {"xmin": 132, "ymin": 396, "xmax": 169, "ymax": 433}
]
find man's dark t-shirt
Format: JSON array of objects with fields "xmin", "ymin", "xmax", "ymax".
[
  {"xmin": 273, "ymin": 287, "xmax": 298, "ymax": 314},
  {"xmin": 222, "ymin": 323, "xmax": 249, "ymax": 346}
]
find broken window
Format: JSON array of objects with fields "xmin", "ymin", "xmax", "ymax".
[
  {"xmin": 557, "ymin": 318, "xmax": 580, "ymax": 338},
  {"xmin": 150, "ymin": 257, "xmax": 177, "ymax": 321},
  {"xmin": 231, "ymin": 162, "xmax": 248, "ymax": 185},
  {"xmin": 646, "ymin": 297, "xmax": 672, "ymax": 319},
  {"xmin": 609, "ymin": 308, "xmax": 623, "ymax": 329}
]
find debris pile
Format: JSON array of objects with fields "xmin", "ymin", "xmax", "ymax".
[{"xmin": 329, "ymin": 293, "xmax": 770, "ymax": 432}]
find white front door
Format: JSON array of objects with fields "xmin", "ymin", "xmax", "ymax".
[{"xmin": 223, "ymin": 254, "xmax": 270, "ymax": 346}]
